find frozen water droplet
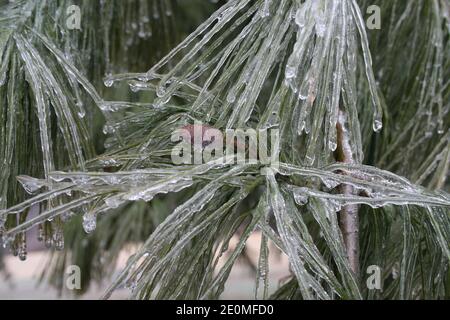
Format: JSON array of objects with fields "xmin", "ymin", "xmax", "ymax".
[
  {"xmin": 226, "ymin": 89, "xmax": 236, "ymax": 103},
  {"xmin": 82, "ymin": 212, "xmax": 97, "ymax": 234},
  {"xmin": 17, "ymin": 176, "xmax": 45, "ymax": 195},
  {"xmin": 45, "ymin": 237, "xmax": 53, "ymax": 248},
  {"xmin": 105, "ymin": 196, "xmax": 122, "ymax": 209},
  {"xmin": 305, "ymin": 154, "xmax": 315, "ymax": 165},
  {"xmin": 1, "ymin": 234, "xmax": 13, "ymax": 249},
  {"xmin": 329, "ymin": 141, "xmax": 337, "ymax": 152},
  {"xmin": 327, "ymin": 200, "xmax": 342, "ymax": 213},
  {"xmin": 53, "ymin": 229, "xmax": 64, "ymax": 250},
  {"xmin": 295, "ymin": 5, "xmax": 307, "ymax": 28},
  {"xmin": 129, "ymin": 83, "xmax": 140, "ymax": 92},
  {"xmin": 285, "ymin": 66, "xmax": 296, "ymax": 79},
  {"xmin": 37, "ymin": 225, "xmax": 44, "ymax": 242},
  {"xmin": 315, "ymin": 23, "xmax": 326, "ymax": 37},
  {"xmin": 392, "ymin": 264, "xmax": 399, "ymax": 279},
  {"xmin": 103, "ymin": 124, "xmax": 116, "ymax": 135},
  {"xmin": 373, "ymin": 119, "xmax": 383, "ymax": 132},
  {"xmin": 0, "ymin": 73, "xmax": 6, "ymax": 86},
  {"xmin": 55, "ymin": 238, "xmax": 64, "ymax": 250},
  {"xmin": 293, "ymin": 190, "xmax": 308, "ymax": 205},
  {"xmin": 18, "ymin": 239, "xmax": 27, "ymax": 261},
  {"xmin": 298, "ymin": 120, "xmax": 306, "ymax": 135},
  {"xmin": 75, "ymin": 101, "xmax": 86, "ymax": 119},
  {"xmin": 156, "ymin": 85, "xmax": 166, "ymax": 98},
  {"xmin": 322, "ymin": 178, "xmax": 339, "ymax": 189},
  {"xmin": 104, "ymin": 77, "xmax": 114, "ymax": 87},
  {"xmin": 154, "ymin": 95, "xmax": 171, "ymax": 108},
  {"xmin": 314, "ymin": 12, "xmax": 326, "ymax": 37},
  {"xmin": 260, "ymin": 0, "xmax": 271, "ymax": 17}
]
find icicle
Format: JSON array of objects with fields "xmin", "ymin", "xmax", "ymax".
[
  {"xmin": 349, "ymin": 0, "xmax": 383, "ymax": 133},
  {"xmin": 373, "ymin": 118, "xmax": 383, "ymax": 132},
  {"xmin": 76, "ymin": 101, "xmax": 86, "ymax": 118},
  {"xmin": 82, "ymin": 211, "xmax": 97, "ymax": 233},
  {"xmin": 54, "ymin": 228, "xmax": 64, "ymax": 250},
  {"xmin": 122, "ymin": 177, "xmax": 193, "ymax": 203},
  {"xmin": 103, "ymin": 124, "xmax": 116, "ymax": 135},
  {"xmin": 293, "ymin": 190, "xmax": 308, "ymax": 205},
  {"xmin": 45, "ymin": 235, "xmax": 53, "ymax": 248},
  {"xmin": 285, "ymin": 66, "xmax": 296, "ymax": 80},
  {"xmin": 255, "ymin": 232, "xmax": 269, "ymax": 300},
  {"xmin": 260, "ymin": 0, "xmax": 271, "ymax": 18},
  {"xmin": 18, "ymin": 233, "xmax": 27, "ymax": 261},
  {"xmin": 295, "ymin": 0, "xmax": 310, "ymax": 28},
  {"xmin": 16, "ymin": 176, "xmax": 47, "ymax": 195},
  {"xmin": 328, "ymin": 138, "xmax": 338, "ymax": 152},
  {"xmin": 0, "ymin": 43, "xmax": 11, "ymax": 86},
  {"xmin": 37, "ymin": 224, "xmax": 44, "ymax": 242},
  {"xmin": 226, "ymin": 86, "xmax": 237, "ymax": 103},
  {"xmin": 1, "ymin": 233, "xmax": 13, "ymax": 249},
  {"xmin": 11, "ymin": 243, "xmax": 18, "ymax": 257},
  {"xmin": 15, "ymin": 35, "xmax": 55, "ymax": 176},
  {"xmin": 104, "ymin": 74, "xmax": 114, "ymax": 87},
  {"xmin": 328, "ymin": 122, "xmax": 338, "ymax": 152},
  {"xmin": 313, "ymin": 0, "xmax": 327, "ymax": 38}
]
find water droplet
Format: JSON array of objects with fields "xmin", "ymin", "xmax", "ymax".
[
  {"xmin": 295, "ymin": 5, "xmax": 307, "ymax": 28},
  {"xmin": 16, "ymin": 176, "xmax": 45, "ymax": 195},
  {"xmin": 156, "ymin": 85, "xmax": 167, "ymax": 98},
  {"xmin": 322, "ymin": 178, "xmax": 339, "ymax": 189},
  {"xmin": 293, "ymin": 191, "xmax": 308, "ymax": 205},
  {"xmin": 37, "ymin": 225, "xmax": 44, "ymax": 242},
  {"xmin": 82, "ymin": 212, "xmax": 97, "ymax": 233},
  {"xmin": 45, "ymin": 236, "xmax": 53, "ymax": 248},
  {"xmin": 103, "ymin": 124, "xmax": 116, "ymax": 135},
  {"xmin": 329, "ymin": 141, "xmax": 337, "ymax": 151},
  {"xmin": 129, "ymin": 83, "xmax": 140, "ymax": 92},
  {"xmin": 55, "ymin": 238, "xmax": 64, "ymax": 250},
  {"xmin": 1, "ymin": 234, "xmax": 13, "ymax": 249},
  {"xmin": 315, "ymin": 23, "xmax": 326, "ymax": 37},
  {"xmin": 373, "ymin": 119, "xmax": 383, "ymax": 132},
  {"xmin": 285, "ymin": 66, "xmax": 296, "ymax": 79},
  {"xmin": 104, "ymin": 75, "xmax": 114, "ymax": 87},
  {"xmin": 226, "ymin": 89, "xmax": 236, "ymax": 103},
  {"xmin": 260, "ymin": 0, "xmax": 271, "ymax": 17}
]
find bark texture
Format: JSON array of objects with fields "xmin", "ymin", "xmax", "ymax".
[{"xmin": 335, "ymin": 110, "xmax": 360, "ymax": 276}]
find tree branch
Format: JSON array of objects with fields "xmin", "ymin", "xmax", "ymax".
[{"xmin": 335, "ymin": 109, "xmax": 360, "ymax": 277}]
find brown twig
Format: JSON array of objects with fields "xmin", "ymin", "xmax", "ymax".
[{"xmin": 335, "ymin": 109, "xmax": 360, "ymax": 277}]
